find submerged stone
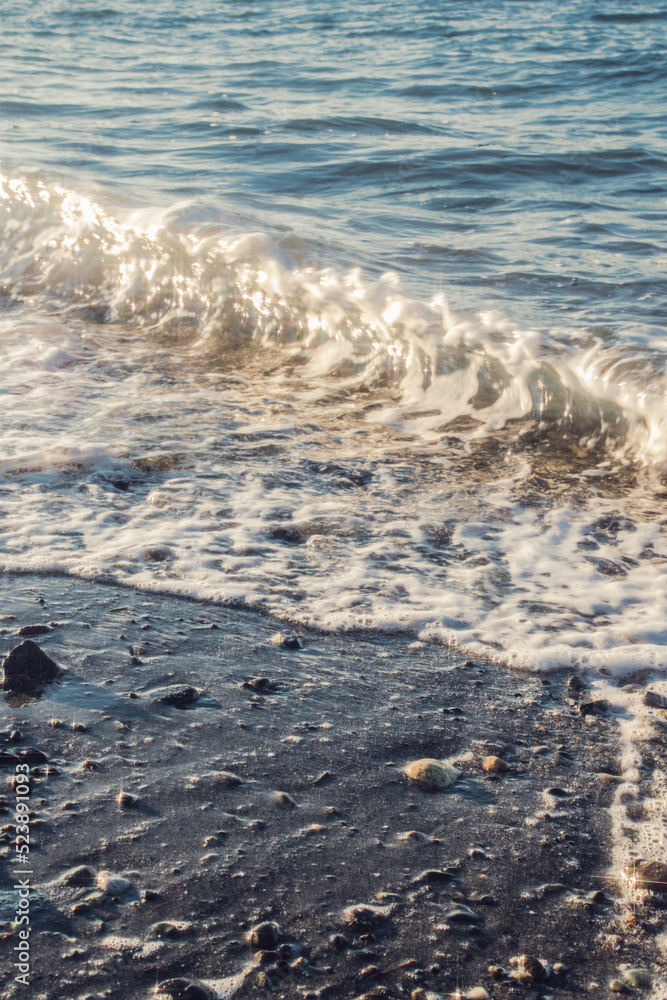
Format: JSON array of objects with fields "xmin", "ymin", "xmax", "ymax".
[
  {"xmin": 403, "ymin": 758, "xmax": 459, "ymax": 791},
  {"xmin": 1, "ymin": 640, "xmax": 62, "ymax": 693}
]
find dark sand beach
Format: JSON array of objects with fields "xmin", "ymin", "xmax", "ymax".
[{"xmin": 1, "ymin": 573, "xmax": 665, "ymax": 1000}]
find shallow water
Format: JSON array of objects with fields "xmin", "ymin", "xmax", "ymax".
[{"xmin": 1, "ymin": 0, "xmax": 666, "ymax": 673}]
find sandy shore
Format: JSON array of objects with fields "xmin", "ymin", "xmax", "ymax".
[{"xmin": 0, "ymin": 573, "xmax": 664, "ymax": 1000}]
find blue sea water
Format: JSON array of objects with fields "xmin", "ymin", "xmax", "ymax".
[{"xmin": 0, "ymin": 0, "xmax": 666, "ymax": 672}]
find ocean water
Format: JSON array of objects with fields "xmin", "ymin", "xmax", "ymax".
[{"xmin": 1, "ymin": 0, "xmax": 667, "ymax": 674}]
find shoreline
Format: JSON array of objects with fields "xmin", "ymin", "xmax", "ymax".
[{"xmin": 1, "ymin": 572, "xmax": 664, "ymax": 999}]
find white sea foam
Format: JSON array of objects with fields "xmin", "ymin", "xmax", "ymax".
[{"xmin": 0, "ymin": 172, "xmax": 666, "ymax": 678}]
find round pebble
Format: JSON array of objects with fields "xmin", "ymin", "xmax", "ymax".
[
  {"xmin": 482, "ymin": 756, "xmax": 509, "ymax": 773},
  {"xmin": 403, "ymin": 758, "xmax": 459, "ymax": 791},
  {"xmin": 247, "ymin": 920, "xmax": 281, "ymax": 949},
  {"xmin": 96, "ymin": 871, "xmax": 131, "ymax": 895}
]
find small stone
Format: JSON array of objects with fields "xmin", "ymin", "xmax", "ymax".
[
  {"xmin": 61, "ymin": 801, "xmax": 79, "ymax": 811},
  {"xmin": 623, "ymin": 859, "xmax": 667, "ymax": 893},
  {"xmin": 273, "ymin": 790, "xmax": 298, "ymax": 809},
  {"xmin": 269, "ymin": 632, "xmax": 302, "ymax": 649},
  {"xmin": 155, "ymin": 978, "xmax": 216, "ymax": 1000},
  {"xmin": 487, "ymin": 966, "xmax": 504, "ymax": 980},
  {"xmin": 642, "ymin": 690, "xmax": 667, "ymax": 709},
  {"xmin": 509, "ymin": 955, "xmax": 547, "ymax": 984},
  {"xmin": 72, "ymin": 722, "xmax": 86, "ymax": 732},
  {"xmin": 204, "ymin": 770, "xmax": 243, "ymax": 787},
  {"xmin": 567, "ymin": 675, "xmax": 584, "ymax": 694},
  {"xmin": 403, "ymin": 758, "xmax": 459, "ymax": 791},
  {"xmin": 242, "ymin": 677, "xmax": 274, "ymax": 692},
  {"xmin": 71, "ymin": 902, "xmax": 91, "ymax": 916},
  {"xmin": 117, "ymin": 791, "xmax": 139, "ymax": 809},
  {"xmin": 82, "ymin": 759, "xmax": 100, "ymax": 771},
  {"xmin": 343, "ymin": 903, "xmax": 391, "ymax": 931},
  {"xmin": 444, "ymin": 904, "xmax": 484, "ymax": 926},
  {"xmin": 60, "ymin": 865, "xmax": 97, "ymax": 887},
  {"xmin": 17, "ymin": 624, "xmax": 54, "ymax": 637},
  {"xmin": 579, "ymin": 699, "xmax": 609, "ymax": 716},
  {"xmin": 622, "ymin": 969, "xmax": 656, "ymax": 989},
  {"xmin": 411, "ymin": 869, "xmax": 454, "ymax": 885},
  {"xmin": 466, "ymin": 989, "xmax": 490, "ymax": 999},
  {"xmin": 144, "ymin": 546, "xmax": 173, "ymax": 563},
  {"xmin": 153, "ymin": 685, "xmax": 200, "ymax": 708},
  {"xmin": 482, "ymin": 756, "xmax": 509, "ymax": 773},
  {"xmin": 537, "ymin": 883, "xmax": 568, "ymax": 895},
  {"xmin": 149, "ymin": 921, "xmax": 192, "ymax": 939},
  {"xmin": 1, "ymin": 640, "xmax": 62, "ymax": 692},
  {"xmin": 96, "ymin": 871, "xmax": 132, "ymax": 895},
  {"xmin": 247, "ymin": 921, "xmax": 281, "ymax": 949},
  {"xmin": 313, "ymin": 770, "xmax": 332, "ymax": 785},
  {"xmin": 610, "ymin": 981, "xmax": 627, "ymax": 993}
]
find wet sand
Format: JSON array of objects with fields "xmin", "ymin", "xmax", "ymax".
[{"xmin": 0, "ymin": 573, "xmax": 664, "ymax": 999}]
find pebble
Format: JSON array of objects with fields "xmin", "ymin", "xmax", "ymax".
[
  {"xmin": 117, "ymin": 791, "xmax": 139, "ymax": 808},
  {"xmin": 343, "ymin": 903, "xmax": 391, "ymax": 931},
  {"xmin": 82, "ymin": 759, "xmax": 100, "ymax": 771},
  {"xmin": 154, "ymin": 684, "xmax": 200, "ymax": 708},
  {"xmin": 205, "ymin": 770, "xmax": 243, "ymax": 787},
  {"xmin": 96, "ymin": 871, "xmax": 132, "ymax": 895},
  {"xmin": 242, "ymin": 676, "xmax": 274, "ymax": 692},
  {"xmin": 482, "ymin": 756, "xmax": 509, "ymax": 773},
  {"xmin": 17, "ymin": 624, "xmax": 54, "ymax": 637},
  {"xmin": 466, "ymin": 990, "xmax": 490, "ymax": 1000},
  {"xmin": 272, "ymin": 790, "xmax": 298, "ymax": 809},
  {"xmin": 247, "ymin": 920, "xmax": 281, "ymax": 949},
  {"xmin": 509, "ymin": 955, "xmax": 548, "ymax": 984},
  {"xmin": 60, "ymin": 865, "xmax": 97, "ymax": 887},
  {"xmin": 155, "ymin": 978, "xmax": 216, "ymax": 999},
  {"xmin": 411, "ymin": 869, "xmax": 454, "ymax": 885},
  {"xmin": 567, "ymin": 675, "xmax": 584, "ymax": 695},
  {"xmin": 642, "ymin": 690, "xmax": 667, "ymax": 709},
  {"xmin": 610, "ymin": 981, "xmax": 627, "ymax": 993},
  {"xmin": 269, "ymin": 632, "xmax": 302, "ymax": 649},
  {"xmin": 149, "ymin": 921, "xmax": 192, "ymax": 939},
  {"xmin": 578, "ymin": 699, "xmax": 609, "ymax": 716},
  {"xmin": 444, "ymin": 904, "xmax": 484, "ymax": 926},
  {"xmin": 1, "ymin": 639, "xmax": 62, "ymax": 693},
  {"xmin": 623, "ymin": 859, "xmax": 667, "ymax": 893},
  {"xmin": 403, "ymin": 758, "xmax": 459, "ymax": 791},
  {"xmin": 622, "ymin": 969, "xmax": 657, "ymax": 989}
]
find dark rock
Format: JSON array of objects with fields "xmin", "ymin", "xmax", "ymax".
[
  {"xmin": 17, "ymin": 624, "xmax": 53, "ymax": 637},
  {"xmin": 269, "ymin": 632, "xmax": 302, "ymax": 649},
  {"xmin": 149, "ymin": 921, "xmax": 191, "ymax": 939},
  {"xmin": 247, "ymin": 920, "xmax": 281, "ymax": 949},
  {"xmin": 153, "ymin": 685, "xmax": 200, "ymax": 708},
  {"xmin": 60, "ymin": 865, "xmax": 97, "ymax": 887},
  {"xmin": 444, "ymin": 904, "xmax": 484, "ymax": 926},
  {"xmin": 343, "ymin": 904, "xmax": 391, "ymax": 931},
  {"xmin": 1, "ymin": 640, "xmax": 62, "ymax": 693},
  {"xmin": 411, "ymin": 869, "xmax": 455, "ymax": 885},
  {"xmin": 509, "ymin": 955, "xmax": 548, "ymax": 984},
  {"xmin": 566, "ymin": 675, "xmax": 584, "ymax": 695},
  {"xmin": 642, "ymin": 690, "xmax": 667, "ymax": 709},
  {"xmin": 579, "ymin": 699, "xmax": 609, "ymax": 716},
  {"xmin": 242, "ymin": 676, "xmax": 275, "ymax": 692},
  {"xmin": 18, "ymin": 747, "xmax": 48, "ymax": 764}
]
